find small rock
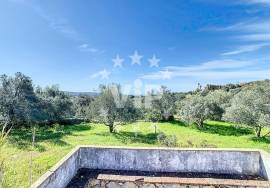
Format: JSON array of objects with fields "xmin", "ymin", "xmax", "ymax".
[
  {"xmin": 140, "ymin": 184, "xmax": 155, "ymax": 188},
  {"xmin": 88, "ymin": 179, "xmax": 100, "ymax": 187},
  {"xmin": 163, "ymin": 184, "xmax": 182, "ymax": 188},
  {"xmin": 106, "ymin": 182, "xmax": 121, "ymax": 188},
  {"xmin": 122, "ymin": 182, "xmax": 137, "ymax": 188},
  {"xmin": 100, "ymin": 180, "xmax": 106, "ymax": 188},
  {"xmin": 155, "ymin": 184, "xmax": 164, "ymax": 188}
]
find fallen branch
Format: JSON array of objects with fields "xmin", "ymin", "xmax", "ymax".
[{"xmin": 263, "ymin": 131, "xmax": 270, "ymax": 137}]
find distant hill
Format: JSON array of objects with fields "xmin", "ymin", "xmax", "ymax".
[
  {"xmin": 64, "ymin": 79, "xmax": 270, "ymax": 97},
  {"xmin": 201, "ymin": 79, "xmax": 270, "ymax": 93},
  {"xmin": 65, "ymin": 91, "xmax": 99, "ymax": 97}
]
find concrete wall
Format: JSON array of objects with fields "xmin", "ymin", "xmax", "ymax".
[
  {"xmin": 31, "ymin": 146, "xmax": 270, "ymax": 188},
  {"xmin": 79, "ymin": 147, "xmax": 262, "ymax": 176},
  {"xmin": 260, "ymin": 150, "xmax": 270, "ymax": 180},
  {"xmin": 30, "ymin": 147, "xmax": 80, "ymax": 188}
]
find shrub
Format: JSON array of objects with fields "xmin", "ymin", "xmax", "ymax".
[{"xmin": 157, "ymin": 132, "xmax": 178, "ymax": 147}]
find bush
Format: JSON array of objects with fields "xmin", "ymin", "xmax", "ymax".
[{"xmin": 157, "ymin": 132, "xmax": 178, "ymax": 147}]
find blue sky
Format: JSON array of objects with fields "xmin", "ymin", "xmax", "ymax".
[{"xmin": 1, "ymin": 0, "xmax": 270, "ymax": 92}]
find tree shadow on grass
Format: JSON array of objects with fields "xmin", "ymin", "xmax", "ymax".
[
  {"xmin": 163, "ymin": 120, "xmax": 188, "ymax": 127},
  {"xmin": 250, "ymin": 136, "xmax": 270, "ymax": 144},
  {"xmin": 8, "ymin": 124, "xmax": 91, "ymax": 151},
  {"xmin": 113, "ymin": 131, "xmax": 157, "ymax": 145},
  {"xmin": 200, "ymin": 122, "xmax": 253, "ymax": 136}
]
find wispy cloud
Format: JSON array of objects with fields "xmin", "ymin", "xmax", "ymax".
[
  {"xmin": 238, "ymin": 33, "xmax": 270, "ymax": 41},
  {"xmin": 205, "ymin": 19, "xmax": 270, "ymax": 55},
  {"xmin": 78, "ymin": 44, "xmax": 100, "ymax": 53},
  {"xmin": 242, "ymin": 0, "xmax": 270, "ymax": 5},
  {"xmin": 222, "ymin": 43, "xmax": 270, "ymax": 55},
  {"xmin": 31, "ymin": 4, "xmax": 81, "ymax": 41},
  {"xmin": 9, "ymin": 0, "xmax": 105, "ymax": 55},
  {"xmin": 91, "ymin": 69, "xmax": 111, "ymax": 80},
  {"xmin": 141, "ymin": 59, "xmax": 270, "ymax": 81},
  {"xmin": 212, "ymin": 20, "xmax": 270, "ymax": 41},
  {"xmin": 8, "ymin": 0, "xmax": 81, "ymax": 41}
]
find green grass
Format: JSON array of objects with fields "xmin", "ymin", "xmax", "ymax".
[{"xmin": 1, "ymin": 121, "xmax": 270, "ymax": 188}]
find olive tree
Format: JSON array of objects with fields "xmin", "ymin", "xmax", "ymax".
[
  {"xmin": 205, "ymin": 90, "xmax": 232, "ymax": 121},
  {"xmin": 92, "ymin": 84, "xmax": 138, "ymax": 132},
  {"xmin": 179, "ymin": 94, "xmax": 220, "ymax": 128},
  {"xmin": 36, "ymin": 85, "xmax": 73, "ymax": 124},
  {"xmin": 223, "ymin": 87, "xmax": 270, "ymax": 137},
  {"xmin": 0, "ymin": 73, "xmax": 42, "ymax": 128},
  {"xmin": 146, "ymin": 86, "xmax": 176, "ymax": 122},
  {"xmin": 73, "ymin": 95, "xmax": 94, "ymax": 119},
  {"xmin": 159, "ymin": 86, "xmax": 176, "ymax": 120}
]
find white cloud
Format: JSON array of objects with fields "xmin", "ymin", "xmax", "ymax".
[
  {"xmin": 238, "ymin": 34, "xmax": 270, "ymax": 41},
  {"xmin": 222, "ymin": 43, "xmax": 270, "ymax": 55},
  {"xmin": 78, "ymin": 44, "xmax": 100, "ymax": 53},
  {"xmin": 242, "ymin": 0, "xmax": 270, "ymax": 5},
  {"xmin": 31, "ymin": 5, "xmax": 81, "ymax": 41},
  {"xmin": 141, "ymin": 59, "xmax": 270, "ymax": 81},
  {"xmin": 91, "ymin": 69, "xmax": 111, "ymax": 80},
  {"xmin": 167, "ymin": 59, "xmax": 254, "ymax": 71},
  {"xmin": 209, "ymin": 20, "xmax": 270, "ymax": 33},
  {"xmin": 9, "ymin": 0, "xmax": 81, "ymax": 41},
  {"xmin": 205, "ymin": 20, "xmax": 270, "ymax": 55}
]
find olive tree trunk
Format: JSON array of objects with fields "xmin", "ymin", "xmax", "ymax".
[{"xmin": 255, "ymin": 127, "xmax": 262, "ymax": 137}]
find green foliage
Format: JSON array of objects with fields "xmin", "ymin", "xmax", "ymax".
[
  {"xmin": 205, "ymin": 90, "xmax": 232, "ymax": 120},
  {"xmin": 73, "ymin": 95, "xmax": 94, "ymax": 119},
  {"xmin": 146, "ymin": 86, "xmax": 176, "ymax": 122},
  {"xmin": 157, "ymin": 132, "xmax": 178, "ymax": 147},
  {"xmin": 178, "ymin": 94, "xmax": 221, "ymax": 128},
  {"xmin": 223, "ymin": 85, "xmax": 270, "ymax": 137},
  {"xmin": 0, "ymin": 73, "xmax": 42, "ymax": 128},
  {"xmin": 89, "ymin": 84, "xmax": 138, "ymax": 132},
  {"xmin": 0, "ymin": 73, "xmax": 73, "ymax": 128},
  {"xmin": 36, "ymin": 85, "xmax": 73, "ymax": 124}
]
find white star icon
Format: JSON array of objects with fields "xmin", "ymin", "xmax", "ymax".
[
  {"xmin": 100, "ymin": 69, "xmax": 111, "ymax": 79},
  {"xmin": 112, "ymin": 54, "xmax": 124, "ymax": 68},
  {"xmin": 148, "ymin": 55, "xmax": 160, "ymax": 68},
  {"xmin": 129, "ymin": 50, "xmax": 143, "ymax": 65},
  {"xmin": 160, "ymin": 69, "xmax": 172, "ymax": 80}
]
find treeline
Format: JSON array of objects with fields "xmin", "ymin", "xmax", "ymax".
[
  {"xmin": 0, "ymin": 73, "xmax": 72, "ymax": 128},
  {"xmin": 0, "ymin": 72, "xmax": 270, "ymax": 137}
]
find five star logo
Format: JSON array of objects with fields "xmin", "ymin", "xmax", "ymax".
[
  {"xmin": 92, "ymin": 51, "xmax": 168, "ymax": 81},
  {"xmin": 148, "ymin": 55, "xmax": 160, "ymax": 68},
  {"xmin": 112, "ymin": 54, "xmax": 124, "ymax": 68},
  {"xmin": 129, "ymin": 50, "xmax": 143, "ymax": 65}
]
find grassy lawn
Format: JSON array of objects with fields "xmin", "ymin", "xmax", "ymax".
[{"xmin": 1, "ymin": 121, "xmax": 270, "ymax": 188}]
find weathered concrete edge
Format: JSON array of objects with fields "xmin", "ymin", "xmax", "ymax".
[
  {"xmin": 260, "ymin": 150, "xmax": 270, "ymax": 181},
  {"xmin": 30, "ymin": 146, "xmax": 80, "ymax": 188},
  {"xmin": 78, "ymin": 145, "xmax": 264, "ymax": 152}
]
